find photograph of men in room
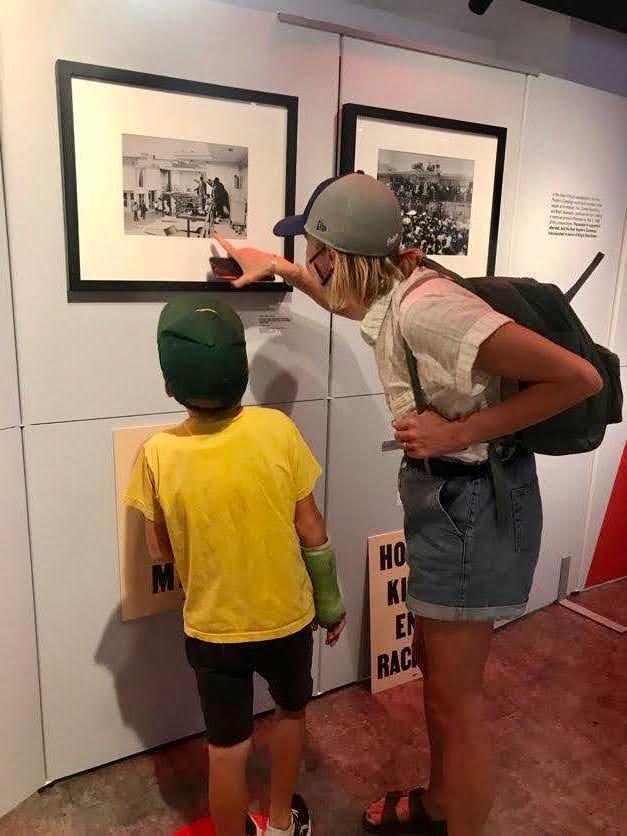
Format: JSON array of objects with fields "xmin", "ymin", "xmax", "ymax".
[
  {"xmin": 378, "ymin": 149, "xmax": 474, "ymax": 256},
  {"xmin": 122, "ymin": 134, "xmax": 248, "ymax": 239}
]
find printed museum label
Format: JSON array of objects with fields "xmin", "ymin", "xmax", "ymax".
[
  {"xmin": 113, "ymin": 423, "xmax": 184, "ymax": 621},
  {"xmin": 548, "ymin": 192, "xmax": 603, "ymax": 239},
  {"xmin": 258, "ymin": 313, "xmax": 292, "ymax": 336},
  {"xmin": 368, "ymin": 530, "xmax": 422, "ymax": 694}
]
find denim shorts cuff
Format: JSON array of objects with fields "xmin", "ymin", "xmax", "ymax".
[{"xmin": 407, "ymin": 594, "xmax": 526, "ymax": 622}]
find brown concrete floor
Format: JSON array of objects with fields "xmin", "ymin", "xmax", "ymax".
[{"xmin": 2, "ymin": 581, "xmax": 626, "ymax": 836}]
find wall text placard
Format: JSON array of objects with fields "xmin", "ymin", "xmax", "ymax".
[{"xmin": 548, "ymin": 192, "xmax": 603, "ymax": 239}]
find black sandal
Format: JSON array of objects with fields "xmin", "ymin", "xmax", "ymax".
[{"xmin": 362, "ymin": 788, "xmax": 447, "ymax": 834}]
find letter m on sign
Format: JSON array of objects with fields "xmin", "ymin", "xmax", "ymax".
[{"xmin": 152, "ymin": 562, "xmax": 175, "ymax": 594}]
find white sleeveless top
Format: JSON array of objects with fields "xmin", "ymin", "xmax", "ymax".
[{"xmin": 360, "ymin": 268, "xmax": 512, "ymax": 464}]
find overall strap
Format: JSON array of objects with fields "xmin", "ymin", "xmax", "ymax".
[
  {"xmin": 402, "ymin": 266, "xmax": 512, "ymax": 532},
  {"xmin": 405, "ymin": 255, "xmax": 516, "ymax": 534},
  {"xmin": 403, "ymin": 339, "xmax": 427, "ymax": 413},
  {"xmin": 488, "ymin": 445, "xmax": 513, "ymax": 533},
  {"xmin": 400, "ymin": 271, "xmax": 440, "ymax": 415}
]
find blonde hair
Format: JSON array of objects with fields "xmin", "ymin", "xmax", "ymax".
[{"xmin": 328, "ymin": 247, "xmax": 425, "ymax": 312}]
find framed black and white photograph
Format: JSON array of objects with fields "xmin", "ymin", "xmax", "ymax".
[
  {"xmin": 56, "ymin": 61, "xmax": 297, "ymax": 297},
  {"xmin": 122, "ymin": 135, "xmax": 249, "ymax": 241},
  {"xmin": 378, "ymin": 149, "xmax": 473, "ymax": 256},
  {"xmin": 340, "ymin": 104, "xmax": 506, "ymax": 275}
]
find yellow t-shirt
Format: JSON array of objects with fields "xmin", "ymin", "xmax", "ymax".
[{"xmin": 124, "ymin": 407, "xmax": 321, "ymax": 643}]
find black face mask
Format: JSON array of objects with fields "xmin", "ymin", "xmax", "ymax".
[{"xmin": 307, "ymin": 245, "xmax": 334, "ymax": 286}]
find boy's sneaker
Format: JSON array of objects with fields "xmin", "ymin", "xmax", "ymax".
[
  {"xmin": 246, "ymin": 815, "xmax": 263, "ymax": 835},
  {"xmin": 265, "ymin": 794, "xmax": 311, "ymax": 836}
]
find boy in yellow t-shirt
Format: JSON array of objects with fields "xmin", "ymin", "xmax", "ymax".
[{"xmin": 125, "ymin": 295, "xmax": 345, "ymax": 836}]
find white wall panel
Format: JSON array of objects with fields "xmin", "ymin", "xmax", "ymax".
[
  {"xmin": 0, "ymin": 0, "xmax": 338, "ymax": 424},
  {"xmin": 509, "ymin": 75, "xmax": 627, "ymax": 348},
  {"xmin": 24, "ymin": 401, "xmax": 327, "ymax": 780},
  {"xmin": 528, "ymin": 452, "xmax": 595, "ymax": 613},
  {"xmin": 0, "ymin": 428, "xmax": 44, "ymax": 816},
  {"xmin": 320, "ymin": 394, "xmax": 404, "ymax": 692},
  {"xmin": 508, "ymin": 77, "xmax": 627, "ymax": 605},
  {"xmin": 0, "ymin": 164, "xmax": 20, "ymax": 430},
  {"xmin": 579, "ymin": 366, "xmax": 627, "ymax": 588},
  {"xmin": 331, "ymin": 38, "xmax": 527, "ymax": 397}
]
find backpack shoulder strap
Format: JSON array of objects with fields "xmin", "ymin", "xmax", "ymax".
[
  {"xmin": 399, "ymin": 261, "xmax": 466, "ymax": 413},
  {"xmin": 419, "ymin": 255, "xmax": 465, "ymax": 283},
  {"xmin": 418, "ymin": 255, "xmax": 479, "ymax": 297},
  {"xmin": 564, "ymin": 252, "xmax": 604, "ymax": 303},
  {"xmin": 399, "ymin": 269, "xmax": 441, "ymax": 306}
]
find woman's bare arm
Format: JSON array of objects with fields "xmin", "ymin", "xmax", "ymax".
[
  {"xmin": 394, "ymin": 322, "xmax": 603, "ymax": 457},
  {"xmin": 458, "ymin": 322, "xmax": 602, "ymax": 447},
  {"xmin": 214, "ymin": 233, "xmax": 332, "ymax": 311}
]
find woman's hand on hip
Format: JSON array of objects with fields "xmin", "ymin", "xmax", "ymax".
[{"xmin": 393, "ymin": 410, "xmax": 469, "ymax": 459}]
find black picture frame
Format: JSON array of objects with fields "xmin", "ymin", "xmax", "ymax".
[
  {"xmin": 56, "ymin": 60, "xmax": 297, "ymax": 299},
  {"xmin": 340, "ymin": 103, "xmax": 506, "ymax": 276}
]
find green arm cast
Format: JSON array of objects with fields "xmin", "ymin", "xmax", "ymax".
[{"xmin": 301, "ymin": 541, "xmax": 345, "ymax": 628}]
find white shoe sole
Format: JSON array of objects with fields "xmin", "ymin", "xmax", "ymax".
[{"xmin": 265, "ymin": 820, "xmax": 312, "ymax": 835}]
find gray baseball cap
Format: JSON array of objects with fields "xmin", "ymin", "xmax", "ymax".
[
  {"xmin": 305, "ymin": 172, "xmax": 402, "ymax": 257},
  {"xmin": 274, "ymin": 172, "xmax": 402, "ymax": 258}
]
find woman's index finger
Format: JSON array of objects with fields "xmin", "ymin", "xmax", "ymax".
[{"xmin": 213, "ymin": 231, "xmax": 237, "ymax": 258}]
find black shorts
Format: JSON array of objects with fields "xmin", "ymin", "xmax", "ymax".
[{"xmin": 185, "ymin": 624, "xmax": 314, "ymax": 747}]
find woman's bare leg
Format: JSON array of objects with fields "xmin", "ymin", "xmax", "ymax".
[
  {"xmin": 365, "ymin": 619, "xmax": 446, "ymax": 826},
  {"xmin": 421, "ymin": 619, "xmax": 494, "ymax": 836},
  {"xmin": 416, "ymin": 622, "xmax": 447, "ymax": 820}
]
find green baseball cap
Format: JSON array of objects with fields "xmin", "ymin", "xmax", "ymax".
[
  {"xmin": 157, "ymin": 295, "xmax": 248, "ymax": 408},
  {"xmin": 303, "ymin": 172, "xmax": 402, "ymax": 257}
]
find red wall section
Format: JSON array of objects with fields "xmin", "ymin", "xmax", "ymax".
[{"xmin": 586, "ymin": 442, "xmax": 627, "ymax": 587}]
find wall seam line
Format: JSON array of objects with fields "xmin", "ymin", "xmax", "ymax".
[
  {"xmin": 318, "ymin": 31, "xmax": 344, "ymax": 695},
  {"xmin": 505, "ymin": 72, "xmax": 531, "ymax": 274},
  {"xmin": 18, "ymin": 425, "xmax": 49, "ymax": 784},
  {"xmin": 1, "ymin": 146, "xmax": 49, "ymax": 784}
]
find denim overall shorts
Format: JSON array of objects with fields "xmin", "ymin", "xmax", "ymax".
[{"xmin": 399, "ymin": 452, "xmax": 543, "ymax": 622}]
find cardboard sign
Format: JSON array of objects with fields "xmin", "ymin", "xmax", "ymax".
[
  {"xmin": 368, "ymin": 530, "xmax": 422, "ymax": 694},
  {"xmin": 113, "ymin": 424, "xmax": 185, "ymax": 622}
]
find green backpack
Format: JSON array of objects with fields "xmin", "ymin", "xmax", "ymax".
[{"xmin": 403, "ymin": 252, "xmax": 623, "ymax": 528}]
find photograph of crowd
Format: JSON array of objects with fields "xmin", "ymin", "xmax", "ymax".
[
  {"xmin": 122, "ymin": 134, "xmax": 248, "ymax": 239},
  {"xmin": 378, "ymin": 149, "xmax": 474, "ymax": 256}
]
